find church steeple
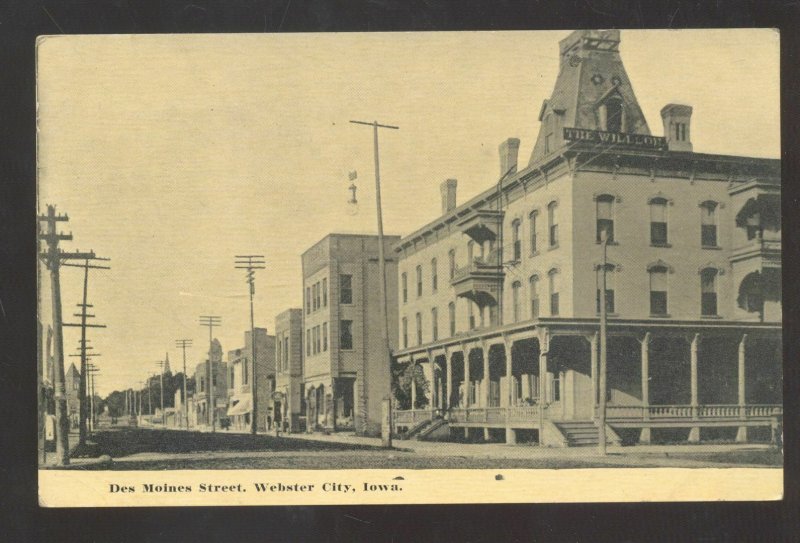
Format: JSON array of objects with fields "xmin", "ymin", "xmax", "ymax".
[
  {"xmin": 164, "ymin": 352, "xmax": 171, "ymax": 374},
  {"xmin": 528, "ymin": 29, "xmax": 650, "ymax": 166}
]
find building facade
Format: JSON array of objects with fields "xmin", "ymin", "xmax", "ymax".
[
  {"xmin": 392, "ymin": 29, "xmax": 782, "ymax": 446},
  {"xmin": 302, "ymin": 233, "xmax": 400, "ymax": 436},
  {"xmin": 274, "ymin": 308, "xmax": 304, "ymax": 432},
  {"xmin": 192, "ymin": 338, "xmax": 228, "ymax": 429},
  {"xmin": 225, "ymin": 328, "xmax": 276, "ymax": 431}
]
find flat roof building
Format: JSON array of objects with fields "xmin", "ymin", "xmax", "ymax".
[
  {"xmin": 274, "ymin": 308, "xmax": 304, "ymax": 432},
  {"xmin": 225, "ymin": 328, "xmax": 276, "ymax": 432},
  {"xmin": 302, "ymin": 233, "xmax": 400, "ymax": 436},
  {"xmin": 392, "ymin": 30, "xmax": 781, "ymax": 446}
]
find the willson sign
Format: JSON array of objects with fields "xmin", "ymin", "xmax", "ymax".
[{"xmin": 563, "ymin": 127, "xmax": 666, "ymax": 149}]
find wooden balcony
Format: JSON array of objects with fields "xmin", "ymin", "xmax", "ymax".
[
  {"xmin": 456, "ymin": 209, "xmax": 505, "ymax": 244},
  {"xmin": 730, "ymin": 237, "xmax": 781, "ymax": 268},
  {"xmin": 451, "ymin": 254, "xmax": 505, "ymax": 307}
]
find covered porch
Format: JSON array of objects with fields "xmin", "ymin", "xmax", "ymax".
[{"xmin": 391, "ymin": 319, "xmax": 782, "ymax": 446}]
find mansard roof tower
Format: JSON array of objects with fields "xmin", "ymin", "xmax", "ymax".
[{"xmin": 529, "ymin": 29, "xmax": 650, "ymax": 165}]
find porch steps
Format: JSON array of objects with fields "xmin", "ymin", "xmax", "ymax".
[
  {"xmin": 414, "ymin": 418, "xmax": 449, "ymax": 441},
  {"xmin": 555, "ymin": 421, "xmax": 617, "ymax": 447},
  {"xmin": 400, "ymin": 417, "xmax": 436, "ymax": 440}
]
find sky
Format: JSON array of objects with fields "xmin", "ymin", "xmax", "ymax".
[{"xmin": 36, "ymin": 29, "xmax": 780, "ymax": 396}]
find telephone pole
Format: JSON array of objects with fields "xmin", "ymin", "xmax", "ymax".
[
  {"xmin": 235, "ymin": 255, "xmax": 265, "ymax": 435},
  {"xmin": 62, "ymin": 256, "xmax": 109, "ymax": 445},
  {"xmin": 69, "ymin": 348, "xmax": 101, "ymax": 435},
  {"xmin": 38, "ymin": 205, "xmax": 96, "ymax": 465},
  {"xmin": 199, "ymin": 316, "xmax": 222, "ymax": 431},
  {"xmin": 597, "ymin": 230, "xmax": 610, "ymax": 456},
  {"xmin": 87, "ymin": 364, "xmax": 100, "ymax": 433},
  {"xmin": 176, "ymin": 339, "xmax": 193, "ymax": 428},
  {"xmin": 156, "ymin": 359, "xmax": 166, "ymax": 421},
  {"xmin": 349, "ymin": 119, "xmax": 398, "ymax": 447}
]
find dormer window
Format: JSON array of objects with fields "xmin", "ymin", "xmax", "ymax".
[{"xmin": 605, "ymin": 97, "xmax": 623, "ymax": 132}]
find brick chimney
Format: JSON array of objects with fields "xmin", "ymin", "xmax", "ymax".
[
  {"xmin": 499, "ymin": 138, "xmax": 520, "ymax": 177},
  {"xmin": 440, "ymin": 179, "xmax": 457, "ymax": 215},
  {"xmin": 661, "ymin": 104, "xmax": 693, "ymax": 152}
]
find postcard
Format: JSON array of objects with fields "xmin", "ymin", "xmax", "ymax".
[{"xmin": 36, "ymin": 29, "xmax": 782, "ymax": 507}]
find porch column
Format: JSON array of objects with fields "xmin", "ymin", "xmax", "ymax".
[
  {"xmin": 538, "ymin": 328, "xmax": 549, "ymax": 406},
  {"xmin": 482, "ymin": 341, "xmax": 490, "ymax": 441},
  {"xmin": 588, "ymin": 332, "xmax": 598, "ymax": 420},
  {"xmin": 688, "ymin": 333, "xmax": 700, "ymax": 443},
  {"xmin": 462, "ymin": 343, "xmax": 470, "ymax": 439},
  {"xmin": 736, "ymin": 334, "xmax": 748, "ymax": 443},
  {"xmin": 410, "ymin": 358, "xmax": 417, "ymax": 410},
  {"xmin": 640, "ymin": 332, "xmax": 651, "ymax": 444},
  {"xmin": 445, "ymin": 347, "xmax": 452, "ymax": 410},
  {"xmin": 426, "ymin": 349, "xmax": 435, "ymax": 411},
  {"xmin": 504, "ymin": 336, "xmax": 516, "ymax": 444}
]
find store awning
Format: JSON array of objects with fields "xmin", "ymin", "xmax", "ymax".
[{"xmin": 227, "ymin": 396, "xmax": 252, "ymax": 416}]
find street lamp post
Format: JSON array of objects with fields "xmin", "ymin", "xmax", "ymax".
[{"xmin": 350, "ymin": 119, "xmax": 398, "ymax": 448}]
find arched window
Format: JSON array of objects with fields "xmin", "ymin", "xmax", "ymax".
[
  {"xmin": 529, "ymin": 210, "xmax": 539, "ymax": 254},
  {"xmin": 415, "ymin": 312, "xmax": 423, "ymax": 345},
  {"xmin": 649, "ymin": 197, "xmax": 669, "ymax": 246},
  {"xmin": 606, "ymin": 97, "xmax": 624, "ymax": 133},
  {"xmin": 596, "ymin": 194, "xmax": 615, "ymax": 243},
  {"xmin": 700, "ymin": 268, "xmax": 718, "ymax": 316},
  {"xmin": 596, "ymin": 264, "xmax": 616, "ymax": 313},
  {"xmin": 548, "ymin": 268, "xmax": 560, "ymax": 316},
  {"xmin": 415, "ymin": 265, "xmax": 423, "ymax": 297},
  {"xmin": 529, "ymin": 275, "xmax": 540, "ymax": 318},
  {"xmin": 649, "ymin": 265, "xmax": 669, "ymax": 316},
  {"xmin": 700, "ymin": 201, "xmax": 718, "ymax": 247},
  {"xmin": 448, "ymin": 302, "xmax": 456, "ymax": 336},
  {"xmin": 511, "ymin": 281, "xmax": 521, "ymax": 322},
  {"xmin": 512, "ymin": 219, "xmax": 522, "ymax": 261},
  {"xmin": 402, "ymin": 317, "xmax": 408, "ymax": 348},
  {"xmin": 547, "ymin": 201, "xmax": 559, "ymax": 247},
  {"xmin": 431, "ymin": 307, "xmax": 438, "ymax": 341},
  {"xmin": 431, "ymin": 258, "xmax": 438, "ymax": 292},
  {"xmin": 401, "ymin": 272, "xmax": 408, "ymax": 303},
  {"xmin": 448, "ymin": 249, "xmax": 456, "ymax": 279}
]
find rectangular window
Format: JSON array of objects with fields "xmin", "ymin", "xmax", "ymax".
[
  {"xmin": 701, "ymin": 205, "xmax": 717, "ymax": 247},
  {"xmin": 512, "ymin": 283, "xmax": 521, "ymax": 322},
  {"xmin": 306, "ymin": 329, "xmax": 311, "ymax": 356},
  {"xmin": 596, "ymin": 198, "xmax": 614, "ymax": 243},
  {"xmin": 468, "ymin": 302, "xmax": 475, "ymax": 330},
  {"xmin": 340, "ymin": 320, "xmax": 353, "ymax": 350},
  {"xmin": 449, "ymin": 250, "xmax": 456, "ymax": 279},
  {"xmin": 401, "ymin": 272, "xmax": 408, "ymax": 303},
  {"xmin": 548, "ymin": 203, "xmax": 559, "ymax": 247},
  {"xmin": 243, "ymin": 358, "xmax": 248, "ymax": 385},
  {"xmin": 530, "ymin": 277, "xmax": 540, "ymax": 318},
  {"xmin": 312, "ymin": 283, "xmax": 317, "ymax": 311},
  {"xmin": 340, "ymin": 274, "xmax": 353, "ymax": 304},
  {"xmin": 431, "ymin": 259, "xmax": 438, "ymax": 292},
  {"xmin": 306, "ymin": 287, "xmax": 311, "ymax": 314},
  {"xmin": 416, "ymin": 265, "xmax": 423, "ymax": 297},
  {"xmin": 549, "ymin": 271, "xmax": 560, "ymax": 316},
  {"xmin": 530, "ymin": 213, "xmax": 538, "ymax": 254},
  {"xmin": 596, "ymin": 267, "xmax": 615, "ymax": 313},
  {"xmin": 512, "ymin": 221, "xmax": 521, "ymax": 261},
  {"xmin": 701, "ymin": 271, "xmax": 718, "ymax": 316},
  {"xmin": 316, "ymin": 325, "xmax": 321, "ymax": 354},
  {"xmin": 276, "ymin": 341, "xmax": 281, "ymax": 374},
  {"xmin": 431, "ymin": 307, "xmax": 438, "ymax": 342},
  {"xmin": 416, "ymin": 312, "xmax": 422, "ymax": 345},
  {"xmin": 322, "ymin": 322, "xmax": 328, "ymax": 351},
  {"xmin": 322, "ymin": 278, "xmax": 328, "ymax": 307},
  {"xmin": 650, "ymin": 269, "xmax": 668, "ymax": 315},
  {"xmin": 650, "ymin": 201, "xmax": 668, "ymax": 245},
  {"xmin": 402, "ymin": 317, "xmax": 408, "ymax": 349},
  {"xmin": 283, "ymin": 337, "xmax": 289, "ymax": 370},
  {"xmin": 200, "ymin": 376, "xmax": 204, "ymax": 392},
  {"xmin": 449, "ymin": 303, "xmax": 456, "ymax": 336}
]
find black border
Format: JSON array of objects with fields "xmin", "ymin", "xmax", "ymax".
[{"xmin": 2, "ymin": 1, "xmax": 799, "ymax": 541}]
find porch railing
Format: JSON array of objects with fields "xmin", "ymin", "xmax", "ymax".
[
  {"xmin": 434, "ymin": 405, "xmax": 540, "ymax": 424},
  {"xmin": 393, "ymin": 409, "xmax": 435, "ymax": 426},
  {"xmin": 602, "ymin": 404, "xmax": 782, "ymax": 421}
]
